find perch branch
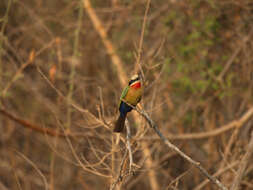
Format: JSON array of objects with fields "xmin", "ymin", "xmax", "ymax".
[{"xmin": 135, "ymin": 108, "xmax": 228, "ymax": 190}]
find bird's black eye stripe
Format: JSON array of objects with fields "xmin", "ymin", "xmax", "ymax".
[{"xmin": 129, "ymin": 77, "xmax": 139, "ymax": 85}]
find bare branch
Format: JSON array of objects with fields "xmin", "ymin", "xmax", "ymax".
[
  {"xmin": 135, "ymin": 108, "xmax": 228, "ymax": 190},
  {"xmin": 218, "ymin": 28, "xmax": 253, "ymax": 81},
  {"xmin": 135, "ymin": 0, "xmax": 151, "ymax": 76},
  {"xmin": 83, "ymin": 0, "xmax": 127, "ymax": 86},
  {"xmin": 0, "ymin": 108, "xmax": 66, "ymax": 137},
  {"xmin": 194, "ymin": 161, "xmax": 239, "ymax": 190},
  {"xmin": 140, "ymin": 107, "xmax": 253, "ymax": 140}
]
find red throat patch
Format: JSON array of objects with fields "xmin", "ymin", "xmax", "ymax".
[{"xmin": 131, "ymin": 82, "xmax": 141, "ymax": 89}]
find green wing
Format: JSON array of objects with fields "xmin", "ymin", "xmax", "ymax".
[
  {"xmin": 118, "ymin": 86, "xmax": 129, "ymax": 107},
  {"xmin": 120, "ymin": 86, "xmax": 129, "ymax": 100}
]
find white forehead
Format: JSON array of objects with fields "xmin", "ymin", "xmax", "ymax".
[{"xmin": 131, "ymin": 74, "xmax": 139, "ymax": 80}]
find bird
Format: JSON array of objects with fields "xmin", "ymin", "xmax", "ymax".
[{"xmin": 113, "ymin": 74, "xmax": 143, "ymax": 133}]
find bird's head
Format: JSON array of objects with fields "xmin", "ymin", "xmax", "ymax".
[{"xmin": 129, "ymin": 74, "xmax": 141, "ymax": 89}]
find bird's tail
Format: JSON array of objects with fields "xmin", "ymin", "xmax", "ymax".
[{"xmin": 113, "ymin": 114, "xmax": 126, "ymax": 133}]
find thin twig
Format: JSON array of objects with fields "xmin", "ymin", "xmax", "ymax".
[
  {"xmin": 0, "ymin": 0, "xmax": 12, "ymax": 93},
  {"xmin": 135, "ymin": 108, "xmax": 228, "ymax": 190},
  {"xmin": 59, "ymin": 121, "xmax": 112, "ymax": 178},
  {"xmin": 219, "ymin": 126, "xmax": 240, "ymax": 171},
  {"xmin": 125, "ymin": 120, "xmax": 133, "ymax": 173},
  {"xmin": 134, "ymin": 1, "xmax": 160, "ymax": 188},
  {"xmin": 2, "ymin": 50, "xmax": 35, "ymax": 97},
  {"xmin": 16, "ymin": 151, "xmax": 49, "ymax": 190},
  {"xmin": 230, "ymin": 131, "xmax": 253, "ymax": 190},
  {"xmin": 166, "ymin": 168, "xmax": 191, "ymax": 189},
  {"xmin": 110, "ymin": 121, "xmax": 134, "ymax": 190},
  {"xmin": 36, "ymin": 65, "xmax": 110, "ymax": 130},
  {"xmin": 139, "ymin": 107, "xmax": 253, "ymax": 140},
  {"xmin": 194, "ymin": 161, "xmax": 239, "ymax": 190},
  {"xmin": 135, "ymin": 0, "xmax": 151, "ymax": 76},
  {"xmin": 2, "ymin": 39, "xmax": 56, "ymax": 97},
  {"xmin": 110, "ymin": 150, "xmax": 128, "ymax": 190},
  {"xmin": 218, "ymin": 28, "xmax": 253, "ymax": 81},
  {"xmin": 66, "ymin": 0, "xmax": 83, "ymax": 129}
]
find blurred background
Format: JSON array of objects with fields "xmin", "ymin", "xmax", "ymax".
[{"xmin": 1, "ymin": 0, "xmax": 253, "ymax": 189}]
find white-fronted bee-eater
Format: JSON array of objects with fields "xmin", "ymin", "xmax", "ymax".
[{"xmin": 113, "ymin": 74, "xmax": 143, "ymax": 133}]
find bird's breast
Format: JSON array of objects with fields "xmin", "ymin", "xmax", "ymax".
[{"xmin": 124, "ymin": 87, "xmax": 142, "ymax": 106}]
